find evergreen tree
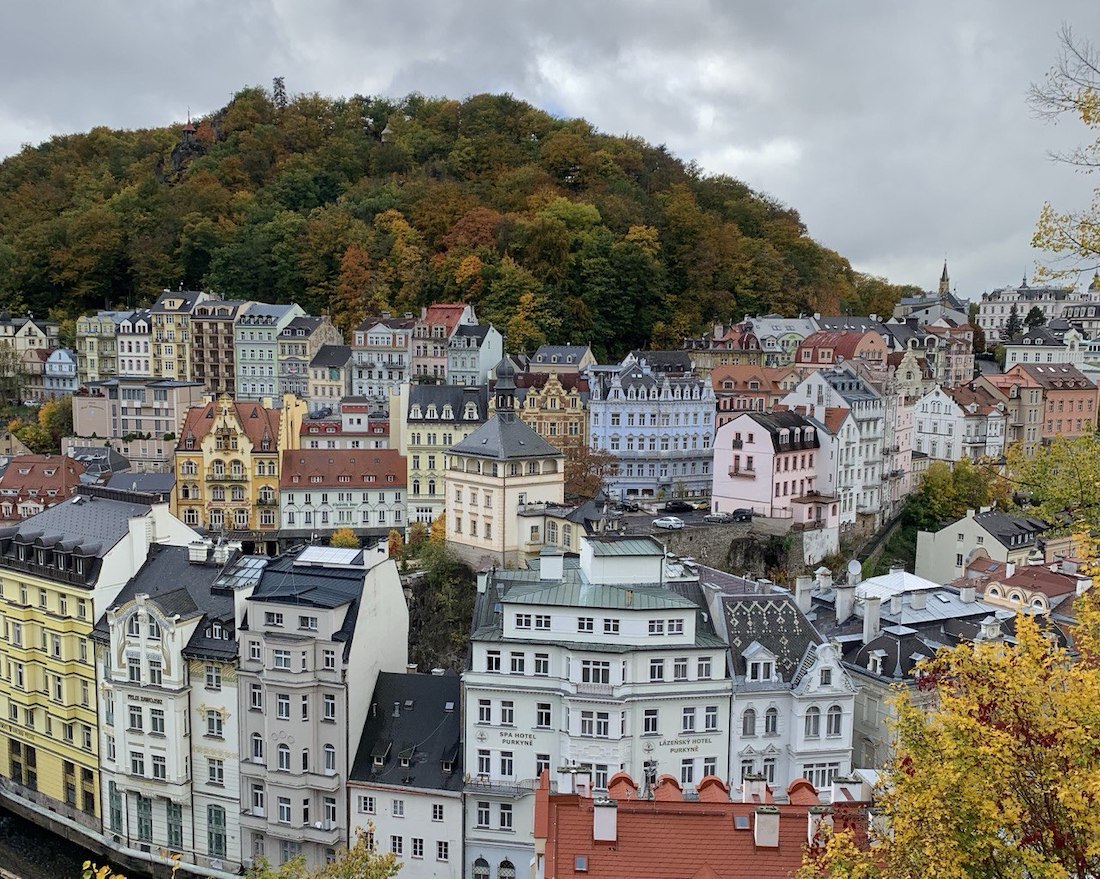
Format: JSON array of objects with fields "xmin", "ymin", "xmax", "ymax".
[
  {"xmin": 1024, "ymin": 305, "xmax": 1046, "ymax": 328},
  {"xmin": 1004, "ymin": 303, "xmax": 1023, "ymax": 339}
]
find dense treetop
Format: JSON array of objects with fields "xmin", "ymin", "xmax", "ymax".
[{"xmin": 0, "ymin": 86, "xmax": 915, "ymax": 358}]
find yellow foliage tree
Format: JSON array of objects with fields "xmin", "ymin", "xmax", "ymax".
[
  {"xmin": 329, "ymin": 528, "xmax": 359, "ymax": 548},
  {"xmin": 804, "ymin": 611, "xmax": 1100, "ymax": 879},
  {"xmin": 387, "ymin": 528, "xmax": 404, "ymax": 558},
  {"xmin": 1029, "ymin": 26, "xmax": 1100, "ymax": 277},
  {"xmin": 429, "ymin": 511, "xmax": 447, "ymax": 544}
]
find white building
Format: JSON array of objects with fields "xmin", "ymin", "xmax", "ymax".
[
  {"xmin": 915, "ymin": 507, "xmax": 1049, "ymax": 585},
  {"xmin": 1004, "ymin": 325, "xmax": 1084, "ymax": 368},
  {"xmin": 913, "ymin": 385, "xmax": 1006, "ymax": 465},
  {"xmin": 701, "ymin": 568, "xmax": 856, "ymax": 790},
  {"xmin": 976, "ymin": 279, "xmax": 1099, "ymax": 342},
  {"xmin": 446, "ymin": 324, "xmax": 502, "ymax": 387},
  {"xmin": 237, "ymin": 544, "xmax": 408, "ymax": 871},
  {"xmin": 44, "ymin": 348, "xmax": 78, "ymax": 398},
  {"xmin": 94, "ymin": 541, "xmax": 255, "ymax": 872},
  {"xmin": 462, "ymin": 536, "xmax": 732, "ymax": 877},
  {"xmin": 782, "ymin": 366, "xmax": 886, "ymax": 529},
  {"xmin": 352, "ymin": 316, "xmax": 414, "ymax": 404},
  {"xmin": 116, "ymin": 309, "xmax": 153, "ymax": 377},
  {"xmin": 348, "ymin": 672, "xmax": 463, "ymax": 879},
  {"xmin": 446, "ymin": 360, "xmax": 565, "ymax": 568},
  {"xmin": 234, "ymin": 303, "xmax": 305, "ymax": 401}
]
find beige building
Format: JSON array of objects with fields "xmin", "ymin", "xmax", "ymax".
[
  {"xmin": 75, "ymin": 310, "xmax": 127, "ymax": 384},
  {"xmin": 502, "ymin": 371, "xmax": 589, "ymax": 454},
  {"xmin": 151, "ymin": 289, "xmax": 213, "ymax": 381},
  {"xmin": 277, "ymin": 315, "xmax": 343, "ymax": 399},
  {"xmin": 446, "ymin": 361, "xmax": 564, "ymax": 568},
  {"xmin": 192, "ymin": 299, "xmax": 251, "ymax": 396},
  {"xmin": 68, "ymin": 377, "xmax": 208, "ymax": 472},
  {"xmin": 307, "ymin": 344, "xmax": 353, "ymax": 412},
  {"xmin": 0, "ymin": 312, "xmax": 59, "ymax": 356},
  {"xmin": 20, "ymin": 348, "xmax": 49, "ymax": 402}
]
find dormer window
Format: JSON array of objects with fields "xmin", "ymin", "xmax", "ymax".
[{"xmin": 749, "ymin": 661, "xmax": 773, "ymax": 681}]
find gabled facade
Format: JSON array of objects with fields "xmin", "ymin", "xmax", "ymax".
[
  {"xmin": 307, "ymin": 345, "xmax": 353, "ymax": 411},
  {"xmin": 0, "ymin": 486, "xmax": 198, "ymax": 835},
  {"xmin": 93, "ymin": 541, "xmax": 256, "ymax": 871},
  {"xmin": 795, "ymin": 331, "xmax": 886, "ymax": 373},
  {"xmin": 710, "ymin": 365, "xmax": 789, "ymax": 427},
  {"xmin": 977, "ymin": 279, "xmax": 1097, "ymax": 342},
  {"xmin": 116, "ymin": 309, "xmax": 153, "ymax": 378},
  {"xmin": 463, "ymin": 537, "xmax": 731, "ymax": 877},
  {"xmin": 1012, "ymin": 363, "xmax": 1099, "ymax": 442},
  {"xmin": 974, "ymin": 371, "xmax": 1044, "ymax": 457},
  {"xmin": 277, "ymin": 316, "xmax": 343, "ymax": 399},
  {"xmin": 173, "ymin": 395, "xmax": 306, "ymax": 553},
  {"xmin": 500, "ymin": 371, "xmax": 589, "ymax": 455},
  {"xmin": 1004, "ymin": 325, "xmax": 1084, "ymax": 368},
  {"xmin": 912, "ymin": 385, "xmax": 1006, "ymax": 465},
  {"xmin": 744, "ymin": 315, "xmax": 818, "ymax": 367},
  {"xmin": 0, "ymin": 312, "xmax": 60, "ymax": 356},
  {"xmin": 447, "ymin": 324, "xmax": 503, "ymax": 387},
  {"xmin": 237, "ymin": 545, "xmax": 408, "ymax": 871},
  {"xmin": 412, "ymin": 304, "xmax": 477, "ymax": 380},
  {"xmin": 43, "ymin": 349, "xmax": 78, "ymax": 398}
]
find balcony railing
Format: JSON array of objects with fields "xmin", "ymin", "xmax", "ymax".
[
  {"xmin": 575, "ymin": 682, "xmax": 615, "ymax": 696},
  {"xmin": 728, "ymin": 467, "xmax": 755, "ymax": 478}
]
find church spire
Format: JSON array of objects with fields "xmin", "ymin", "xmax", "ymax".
[{"xmin": 938, "ymin": 260, "xmax": 950, "ymax": 298}]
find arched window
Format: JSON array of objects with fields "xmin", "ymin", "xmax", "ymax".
[
  {"xmin": 741, "ymin": 708, "xmax": 757, "ymax": 737},
  {"xmin": 412, "ymin": 479, "xmax": 421, "ymax": 496},
  {"xmin": 181, "ymin": 460, "xmax": 197, "ymax": 475},
  {"xmin": 212, "ymin": 460, "xmax": 225, "ymax": 477},
  {"xmin": 547, "ymin": 521, "xmax": 559, "ymax": 546},
  {"xmin": 473, "ymin": 859, "xmax": 490, "ymax": 879},
  {"xmin": 805, "ymin": 706, "xmax": 821, "ymax": 738},
  {"xmin": 324, "ymin": 744, "xmax": 337, "ymax": 773},
  {"xmin": 499, "ymin": 861, "xmax": 516, "ymax": 879},
  {"xmin": 764, "ymin": 707, "xmax": 778, "ymax": 735},
  {"xmin": 251, "ymin": 733, "xmax": 263, "ymax": 761},
  {"xmin": 277, "ymin": 743, "xmax": 290, "ymax": 771},
  {"xmin": 826, "ymin": 705, "xmax": 842, "ymax": 737},
  {"xmin": 428, "ymin": 479, "xmax": 436, "ymax": 496}
]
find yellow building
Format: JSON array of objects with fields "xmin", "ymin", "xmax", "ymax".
[
  {"xmin": 173, "ymin": 393, "xmax": 306, "ymax": 554},
  {"xmin": 0, "ymin": 486, "xmax": 198, "ymax": 831}
]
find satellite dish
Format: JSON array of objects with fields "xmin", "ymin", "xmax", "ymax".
[{"xmin": 846, "ymin": 559, "xmax": 861, "ymax": 577}]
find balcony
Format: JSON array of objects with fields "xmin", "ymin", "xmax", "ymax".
[
  {"xmin": 728, "ymin": 467, "xmax": 756, "ymax": 479},
  {"xmin": 575, "ymin": 682, "xmax": 615, "ymax": 696},
  {"xmin": 465, "ymin": 777, "xmax": 540, "ymax": 798},
  {"xmin": 206, "ymin": 473, "xmax": 246, "ymax": 482}
]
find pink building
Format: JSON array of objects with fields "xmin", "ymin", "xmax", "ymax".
[
  {"xmin": 411, "ymin": 303, "xmax": 476, "ymax": 380},
  {"xmin": 712, "ymin": 410, "xmax": 835, "ymax": 520}
]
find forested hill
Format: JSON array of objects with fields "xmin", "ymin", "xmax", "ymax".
[{"xmin": 0, "ymin": 86, "xmax": 916, "ymax": 357}]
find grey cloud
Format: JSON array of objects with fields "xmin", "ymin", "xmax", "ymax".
[{"xmin": 2, "ymin": 0, "xmax": 1097, "ymax": 297}]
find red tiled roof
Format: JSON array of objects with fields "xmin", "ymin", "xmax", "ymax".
[
  {"xmin": 514, "ymin": 372, "xmax": 589, "ymax": 392},
  {"xmin": 823, "ymin": 406, "xmax": 850, "ymax": 434},
  {"xmin": 178, "ymin": 399, "xmax": 281, "ymax": 450},
  {"xmin": 709, "ymin": 365, "xmax": 786, "ymax": 395},
  {"xmin": 0, "ymin": 454, "xmax": 85, "ymax": 522},
  {"xmin": 420, "ymin": 303, "xmax": 470, "ymax": 334},
  {"xmin": 1000, "ymin": 566, "xmax": 1081, "ymax": 598},
  {"xmin": 535, "ymin": 772, "xmax": 868, "ymax": 879},
  {"xmin": 798, "ymin": 330, "xmax": 880, "ymax": 362},
  {"xmin": 280, "ymin": 449, "xmax": 406, "ymax": 489},
  {"xmin": 944, "ymin": 384, "xmax": 1004, "ymax": 416}
]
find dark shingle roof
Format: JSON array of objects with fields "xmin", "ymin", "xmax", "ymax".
[
  {"xmin": 974, "ymin": 511, "xmax": 1049, "ymax": 548},
  {"xmin": 349, "ymin": 672, "xmax": 462, "ymax": 792},
  {"xmin": 451, "ymin": 324, "xmax": 491, "ymax": 342},
  {"xmin": 450, "ymin": 413, "xmax": 563, "ymax": 460},
  {"xmin": 721, "ymin": 592, "xmax": 824, "ymax": 680},
  {"xmin": 744, "ymin": 411, "xmax": 821, "ymax": 452},
  {"xmin": 309, "ymin": 344, "xmax": 353, "ymax": 369},
  {"xmin": 106, "ymin": 472, "xmax": 175, "ymax": 501},
  {"xmin": 408, "ymin": 385, "xmax": 488, "ymax": 422},
  {"xmin": 90, "ymin": 544, "xmax": 239, "ymax": 660}
]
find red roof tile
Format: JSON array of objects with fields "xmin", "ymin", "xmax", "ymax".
[{"xmin": 280, "ymin": 449, "xmax": 406, "ymax": 489}]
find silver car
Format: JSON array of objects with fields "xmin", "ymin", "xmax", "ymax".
[{"xmin": 652, "ymin": 516, "xmax": 685, "ymax": 530}]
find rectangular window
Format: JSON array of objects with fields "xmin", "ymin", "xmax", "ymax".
[
  {"xmin": 432, "ymin": 804, "xmax": 444, "ymax": 821},
  {"xmin": 682, "ymin": 707, "xmax": 696, "ymax": 732},
  {"xmin": 577, "ymin": 617, "xmax": 594, "ymax": 633},
  {"xmin": 499, "ymin": 803, "xmax": 513, "ymax": 830},
  {"xmin": 128, "ymin": 705, "xmax": 143, "ymax": 731},
  {"xmin": 668, "ymin": 618, "xmax": 684, "ymax": 634},
  {"xmin": 536, "ymin": 703, "xmax": 552, "ymax": 729},
  {"xmin": 648, "ymin": 619, "xmax": 665, "ymax": 635},
  {"xmin": 644, "ymin": 709, "xmax": 659, "ymax": 735},
  {"xmin": 359, "ymin": 795, "xmax": 376, "ymax": 814},
  {"xmin": 250, "ymin": 683, "xmax": 263, "ymax": 710},
  {"xmin": 534, "ymin": 615, "xmax": 551, "ymax": 630},
  {"xmin": 411, "ymin": 838, "xmax": 423, "ymax": 859},
  {"xmin": 323, "ymin": 694, "xmax": 336, "ymax": 721},
  {"xmin": 535, "ymin": 653, "xmax": 550, "ymax": 676},
  {"xmin": 205, "ymin": 665, "xmax": 221, "ymax": 690},
  {"xmin": 673, "ymin": 658, "xmax": 688, "ymax": 681},
  {"xmin": 148, "ymin": 659, "xmax": 162, "ymax": 685},
  {"xmin": 649, "ymin": 659, "xmax": 665, "ymax": 681},
  {"xmin": 501, "ymin": 701, "xmax": 514, "ymax": 725},
  {"xmin": 500, "ymin": 751, "xmax": 514, "ymax": 776},
  {"xmin": 486, "ymin": 651, "xmax": 501, "ymax": 672},
  {"xmin": 477, "ymin": 749, "xmax": 491, "ymax": 775},
  {"xmin": 510, "ymin": 652, "xmax": 525, "ymax": 674},
  {"xmin": 515, "ymin": 613, "xmax": 532, "ymax": 629},
  {"xmin": 581, "ymin": 660, "xmax": 610, "ymax": 683},
  {"xmin": 603, "ymin": 618, "xmax": 619, "ymax": 635},
  {"xmin": 206, "ymin": 710, "xmax": 223, "ymax": 737},
  {"xmin": 437, "ymin": 841, "xmax": 449, "ymax": 861},
  {"xmin": 323, "ymin": 649, "xmax": 336, "ymax": 670},
  {"xmin": 150, "ymin": 709, "xmax": 165, "ymax": 735},
  {"xmin": 698, "ymin": 657, "xmax": 712, "ymax": 678},
  {"xmin": 273, "ymin": 649, "xmax": 291, "ymax": 670},
  {"xmin": 278, "ymin": 797, "xmax": 292, "ymax": 824},
  {"xmin": 476, "ymin": 801, "xmax": 490, "ymax": 827},
  {"xmin": 276, "ymin": 694, "xmax": 290, "ymax": 720},
  {"xmin": 478, "ymin": 699, "xmax": 491, "ymax": 724},
  {"xmin": 681, "ymin": 759, "xmax": 695, "ymax": 785},
  {"xmin": 392, "ymin": 798, "xmax": 405, "ymax": 818},
  {"xmin": 152, "ymin": 755, "xmax": 166, "ymax": 780},
  {"xmin": 705, "ymin": 705, "xmax": 719, "ymax": 731},
  {"xmin": 208, "ymin": 758, "xmax": 224, "ymax": 785}
]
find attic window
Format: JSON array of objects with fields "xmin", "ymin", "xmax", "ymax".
[
  {"xmin": 734, "ymin": 815, "xmax": 751, "ymax": 831},
  {"xmin": 575, "ymin": 856, "xmax": 588, "ymax": 873},
  {"xmin": 373, "ymin": 755, "xmax": 385, "ymax": 768}
]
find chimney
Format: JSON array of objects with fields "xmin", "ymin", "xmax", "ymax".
[
  {"xmin": 754, "ymin": 806, "xmax": 780, "ymax": 848},
  {"xmin": 212, "ymin": 541, "xmax": 231, "ymax": 565},
  {"xmin": 910, "ymin": 591, "xmax": 927, "ymax": 610},
  {"xmin": 393, "ymin": 701, "xmax": 401, "ymax": 718},
  {"xmin": 808, "ymin": 806, "xmax": 833, "ymax": 845},
  {"xmin": 741, "ymin": 772, "xmax": 768, "ymax": 804},
  {"xmin": 593, "ymin": 798, "xmax": 618, "ymax": 842},
  {"xmin": 539, "ymin": 548, "xmax": 564, "ymax": 581},
  {"xmin": 1005, "ymin": 562, "xmax": 1016, "ymax": 578},
  {"xmin": 862, "ymin": 596, "xmax": 881, "ymax": 644},
  {"xmin": 835, "ymin": 583, "xmax": 855, "ymax": 624},
  {"xmin": 890, "ymin": 594, "xmax": 903, "ymax": 615},
  {"xmin": 262, "ymin": 396, "xmax": 273, "ymax": 410},
  {"xmin": 431, "ymin": 667, "xmax": 445, "ymax": 675},
  {"xmin": 958, "ymin": 585, "xmax": 976, "ymax": 604},
  {"xmin": 794, "ymin": 575, "xmax": 813, "ymax": 614},
  {"xmin": 406, "ymin": 663, "xmax": 417, "ymax": 674},
  {"xmin": 831, "ymin": 775, "xmax": 870, "ymax": 803},
  {"xmin": 889, "ymin": 563, "xmax": 905, "ymax": 575},
  {"xmin": 815, "ymin": 566, "xmax": 833, "ymax": 592},
  {"xmin": 188, "ymin": 539, "xmax": 211, "ymax": 564}
]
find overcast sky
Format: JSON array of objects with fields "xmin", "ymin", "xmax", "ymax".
[{"xmin": 3, "ymin": 0, "xmax": 1098, "ymax": 298}]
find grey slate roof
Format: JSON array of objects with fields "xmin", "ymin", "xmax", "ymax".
[
  {"xmin": 309, "ymin": 344, "xmax": 353, "ymax": 369},
  {"xmin": 279, "ymin": 316, "xmax": 323, "ymax": 337},
  {"xmin": 449, "ymin": 412, "xmax": 562, "ymax": 460},
  {"xmin": 150, "ymin": 290, "xmax": 205, "ymax": 313},
  {"xmin": 815, "ymin": 316, "xmax": 888, "ymax": 334},
  {"xmin": 106, "ymin": 471, "xmax": 175, "ymax": 498},
  {"xmin": 973, "ymin": 510, "xmax": 1048, "ymax": 549},
  {"xmin": 451, "ymin": 324, "xmax": 491, "ymax": 342},
  {"xmin": 349, "ymin": 672, "xmax": 463, "ymax": 792},
  {"xmin": 531, "ymin": 344, "xmax": 591, "ymax": 366},
  {"xmin": 407, "ymin": 385, "xmax": 488, "ymax": 422},
  {"xmin": 90, "ymin": 544, "xmax": 239, "ymax": 660},
  {"xmin": 67, "ymin": 446, "xmax": 130, "ymax": 476},
  {"xmin": 627, "ymin": 350, "xmax": 694, "ymax": 373},
  {"xmin": 744, "ymin": 411, "xmax": 821, "ymax": 452},
  {"xmin": 721, "ymin": 592, "xmax": 824, "ymax": 679}
]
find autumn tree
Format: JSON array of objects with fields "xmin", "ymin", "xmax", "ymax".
[
  {"xmin": 1029, "ymin": 25, "xmax": 1100, "ymax": 276},
  {"xmin": 0, "ymin": 342, "xmax": 25, "ymax": 406},
  {"xmin": 804, "ymin": 611, "xmax": 1100, "ymax": 879},
  {"xmin": 246, "ymin": 827, "xmax": 401, "ymax": 879},
  {"xmin": 38, "ymin": 396, "xmax": 73, "ymax": 451},
  {"xmin": 564, "ymin": 444, "xmax": 621, "ymax": 500},
  {"xmin": 967, "ymin": 302, "xmax": 986, "ymax": 353},
  {"xmin": 329, "ymin": 528, "xmax": 359, "ymax": 548},
  {"xmin": 387, "ymin": 528, "xmax": 404, "ymax": 558},
  {"xmin": 1003, "ymin": 434, "xmax": 1100, "ymax": 533}
]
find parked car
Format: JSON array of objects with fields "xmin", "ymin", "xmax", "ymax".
[
  {"xmin": 660, "ymin": 500, "xmax": 693, "ymax": 514},
  {"xmin": 703, "ymin": 512, "xmax": 733, "ymax": 524},
  {"xmin": 652, "ymin": 516, "xmax": 685, "ymax": 530},
  {"xmin": 732, "ymin": 508, "xmax": 754, "ymax": 522},
  {"xmin": 618, "ymin": 501, "xmax": 641, "ymax": 513}
]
